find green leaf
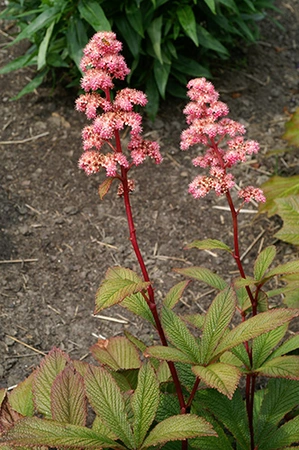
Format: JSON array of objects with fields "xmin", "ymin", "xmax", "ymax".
[
  {"xmin": 253, "ymin": 245, "xmax": 276, "ymax": 280},
  {"xmin": 259, "ymin": 175, "xmax": 299, "ymax": 216},
  {"xmin": 33, "ymin": 347, "xmax": 70, "ymax": 418},
  {"xmin": 197, "ymin": 25, "xmax": 229, "ymax": 56},
  {"xmin": 173, "ymin": 55, "xmax": 211, "ymax": 78},
  {"xmin": 85, "ymin": 366, "xmax": 135, "ymax": 448},
  {"xmin": 255, "ymin": 378, "xmax": 299, "ymax": 447},
  {"xmin": 145, "ymin": 75, "xmax": 160, "ymax": 120},
  {"xmin": 0, "ymin": 417, "xmax": 124, "ymax": 448},
  {"xmin": 182, "ymin": 313, "xmax": 205, "ymax": 330},
  {"xmin": 141, "ymin": 414, "xmax": 216, "ymax": 448},
  {"xmin": 11, "ymin": 68, "xmax": 48, "ymax": 100},
  {"xmin": 95, "ymin": 266, "xmax": 150, "ymax": 313},
  {"xmin": 8, "ymin": 374, "xmax": 34, "ymax": 417},
  {"xmin": 98, "ymin": 177, "xmax": 114, "ymax": 200},
  {"xmin": 274, "ymin": 196, "xmax": 299, "ymax": 245},
  {"xmin": 9, "ymin": 6, "xmax": 60, "ymax": 45},
  {"xmin": 200, "ymin": 288, "xmax": 236, "ymax": 363},
  {"xmin": 156, "ymin": 394, "xmax": 180, "ymax": 422},
  {"xmin": 185, "ymin": 239, "xmax": 232, "ymax": 252},
  {"xmin": 255, "ymin": 355, "xmax": 299, "ymax": 379},
  {"xmin": 264, "ymin": 260, "xmax": 299, "ymax": 279},
  {"xmin": 145, "ymin": 345, "xmax": 196, "ymax": 364},
  {"xmin": 177, "ymin": 6, "xmax": 198, "ymax": 46},
  {"xmin": 162, "ymin": 307, "xmax": 201, "ymax": 363},
  {"xmin": 203, "ymin": 0, "xmax": 216, "ymax": 13},
  {"xmin": 0, "ymin": 53, "xmax": 36, "ymax": 75},
  {"xmin": 271, "ymin": 334, "xmax": 299, "ymax": 358},
  {"xmin": 147, "ymin": 16, "xmax": 163, "ymax": 64},
  {"xmin": 163, "ymin": 281, "xmax": 190, "ymax": 309},
  {"xmin": 174, "ymin": 266, "xmax": 228, "ymax": 290},
  {"xmin": 122, "ymin": 292, "xmax": 155, "ymax": 325},
  {"xmin": 261, "ymin": 415, "xmax": 299, "ymax": 450},
  {"xmin": 78, "ymin": 0, "xmax": 111, "ymax": 31},
  {"xmin": 132, "ymin": 363, "xmax": 159, "ymax": 446},
  {"xmin": 90, "ymin": 336, "xmax": 141, "ymax": 370},
  {"xmin": 193, "ymin": 363, "xmax": 240, "ymax": 398},
  {"xmin": 125, "ymin": 3, "xmax": 144, "ymax": 37},
  {"xmin": 214, "ymin": 309, "xmax": 299, "ymax": 358},
  {"xmin": 233, "ymin": 276, "xmax": 256, "ymax": 289},
  {"xmin": 115, "ymin": 15, "xmax": 141, "ymax": 59},
  {"xmin": 67, "ymin": 16, "xmax": 88, "ymax": 70},
  {"xmin": 282, "ymin": 107, "xmax": 299, "ymax": 148},
  {"xmin": 37, "ymin": 21, "xmax": 54, "ymax": 70},
  {"xmin": 153, "ymin": 60, "xmax": 171, "ymax": 99},
  {"xmin": 252, "ymin": 325, "xmax": 287, "ymax": 369},
  {"xmin": 50, "ymin": 365, "xmax": 87, "ymax": 426}
]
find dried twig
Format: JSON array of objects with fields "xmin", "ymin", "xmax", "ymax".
[
  {"xmin": 0, "ymin": 258, "xmax": 38, "ymax": 264},
  {"xmin": 92, "ymin": 314, "xmax": 128, "ymax": 324},
  {"xmin": 212, "ymin": 206, "xmax": 257, "ymax": 214},
  {"xmin": 240, "ymin": 229, "xmax": 266, "ymax": 261},
  {"xmin": 6, "ymin": 335, "xmax": 46, "ymax": 356},
  {"xmin": 0, "ymin": 132, "xmax": 49, "ymax": 145}
]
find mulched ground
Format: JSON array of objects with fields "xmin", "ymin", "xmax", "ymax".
[{"xmin": 1, "ymin": 0, "xmax": 299, "ymax": 388}]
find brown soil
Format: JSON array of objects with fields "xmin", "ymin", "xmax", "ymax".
[{"xmin": 1, "ymin": 0, "xmax": 299, "ymax": 388}]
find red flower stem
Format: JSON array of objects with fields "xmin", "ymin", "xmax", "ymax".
[
  {"xmin": 113, "ymin": 128, "xmax": 186, "ymax": 413},
  {"xmin": 186, "ymin": 377, "xmax": 201, "ymax": 410}
]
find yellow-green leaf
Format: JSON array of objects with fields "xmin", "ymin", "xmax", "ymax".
[
  {"xmin": 174, "ymin": 266, "xmax": 228, "ymax": 290},
  {"xmin": 145, "ymin": 345, "xmax": 196, "ymax": 364},
  {"xmin": 255, "ymin": 355, "xmax": 299, "ymax": 379},
  {"xmin": 185, "ymin": 239, "xmax": 232, "ymax": 252},
  {"xmin": 259, "ymin": 175, "xmax": 299, "ymax": 216},
  {"xmin": 90, "ymin": 336, "xmax": 141, "ymax": 370},
  {"xmin": 163, "ymin": 281, "xmax": 190, "ymax": 309},
  {"xmin": 192, "ymin": 363, "xmax": 241, "ymax": 399},
  {"xmin": 254, "ymin": 245, "xmax": 276, "ymax": 281},
  {"xmin": 274, "ymin": 196, "xmax": 299, "ymax": 246},
  {"xmin": 8, "ymin": 374, "xmax": 34, "ymax": 417}
]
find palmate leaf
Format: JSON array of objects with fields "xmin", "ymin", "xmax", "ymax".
[
  {"xmin": 261, "ymin": 415, "xmax": 299, "ymax": 450},
  {"xmin": 185, "ymin": 239, "xmax": 232, "ymax": 252},
  {"xmin": 162, "ymin": 307, "xmax": 201, "ymax": 363},
  {"xmin": 84, "ymin": 366, "xmax": 135, "ymax": 448},
  {"xmin": 253, "ymin": 245, "xmax": 276, "ymax": 281},
  {"xmin": 50, "ymin": 365, "xmax": 87, "ymax": 426},
  {"xmin": 141, "ymin": 414, "xmax": 216, "ymax": 448},
  {"xmin": 254, "ymin": 378, "xmax": 299, "ymax": 447},
  {"xmin": 200, "ymin": 287, "xmax": 236, "ymax": 364},
  {"xmin": 198, "ymin": 389, "xmax": 250, "ymax": 449},
  {"xmin": 132, "ymin": 363, "xmax": 159, "ymax": 447},
  {"xmin": 33, "ymin": 347, "xmax": 70, "ymax": 418},
  {"xmin": 174, "ymin": 266, "xmax": 228, "ymax": 290},
  {"xmin": 95, "ymin": 266, "xmax": 150, "ymax": 314},
  {"xmin": 214, "ymin": 309, "xmax": 299, "ymax": 359},
  {"xmin": 252, "ymin": 324, "xmax": 288, "ymax": 370},
  {"xmin": 163, "ymin": 280, "xmax": 190, "ymax": 309},
  {"xmin": 259, "ymin": 175, "xmax": 299, "ymax": 216},
  {"xmin": 255, "ymin": 355, "xmax": 299, "ymax": 379},
  {"xmin": 0, "ymin": 417, "xmax": 125, "ymax": 449},
  {"xmin": 274, "ymin": 196, "xmax": 299, "ymax": 246},
  {"xmin": 192, "ymin": 363, "xmax": 241, "ymax": 399},
  {"xmin": 90, "ymin": 336, "xmax": 141, "ymax": 370},
  {"xmin": 8, "ymin": 373, "xmax": 34, "ymax": 417}
]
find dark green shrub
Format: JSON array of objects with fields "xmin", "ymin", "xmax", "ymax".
[{"xmin": 0, "ymin": 0, "xmax": 277, "ymax": 116}]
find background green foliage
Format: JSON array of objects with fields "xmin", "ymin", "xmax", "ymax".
[{"xmin": 0, "ymin": 0, "xmax": 277, "ymax": 116}]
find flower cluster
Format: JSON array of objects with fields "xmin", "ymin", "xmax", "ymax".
[
  {"xmin": 180, "ymin": 78, "xmax": 265, "ymax": 203},
  {"xmin": 76, "ymin": 32, "xmax": 162, "ymax": 184}
]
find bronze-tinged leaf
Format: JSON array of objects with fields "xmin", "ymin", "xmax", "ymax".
[
  {"xmin": 33, "ymin": 347, "xmax": 70, "ymax": 418},
  {"xmin": 8, "ymin": 373, "xmax": 35, "ymax": 418},
  {"xmin": 192, "ymin": 363, "xmax": 241, "ymax": 399},
  {"xmin": 51, "ymin": 365, "xmax": 87, "ymax": 426},
  {"xmin": 255, "ymin": 355, "xmax": 299, "ymax": 380},
  {"xmin": 98, "ymin": 177, "xmax": 114, "ymax": 200},
  {"xmin": 259, "ymin": 175, "xmax": 299, "ymax": 217},
  {"xmin": 0, "ymin": 396, "xmax": 23, "ymax": 434},
  {"xmin": 90, "ymin": 336, "xmax": 141, "ymax": 370}
]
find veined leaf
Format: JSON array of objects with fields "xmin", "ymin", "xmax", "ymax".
[
  {"xmin": 98, "ymin": 177, "xmax": 114, "ymax": 200},
  {"xmin": 84, "ymin": 366, "xmax": 135, "ymax": 448},
  {"xmin": 214, "ymin": 309, "xmax": 299, "ymax": 358},
  {"xmin": 192, "ymin": 363, "xmax": 241, "ymax": 399},
  {"xmin": 261, "ymin": 415, "xmax": 299, "ymax": 450},
  {"xmin": 259, "ymin": 175, "xmax": 299, "ymax": 216},
  {"xmin": 255, "ymin": 378, "xmax": 299, "ymax": 447},
  {"xmin": 174, "ymin": 266, "xmax": 227, "ymax": 290},
  {"xmin": 51, "ymin": 365, "xmax": 87, "ymax": 426},
  {"xmin": 33, "ymin": 348, "xmax": 70, "ymax": 418},
  {"xmin": 0, "ymin": 417, "xmax": 124, "ymax": 448},
  {"xmin": 233, "ymin": 276, "xmax": 256, "ymax": 288},
  {"xmin": 95, "ymin": 267, "xmax": 150, "ymax": 313},
  {"xmin": 163, "ymin": 280, "xmax": 189, "ymax": 309},
  {"xmin": 200, "ymin": 288, "xmax": 236, "ymax": 364},
  {"xmin": 182, "ymin": 313, "xmax": 205, "ymax": 330},
  {"xmin": 274, "ymin": 196, "xmax": 299, "ymax": 246},
  {"xmin": 8, "ymin": 373, "xmax": 34, "ymax": 417},
  {"xmin": 254, "ymin": 245, "xmax": 276, "ymax": 281},
  {"xmin": 156, "ymin": 394, "xmax": 180, "ymax": 422},
  {"xmin": 185, "ymin": 239, "xmax": 232, "ymax": 252},
  {"xmin": 145, "ymin": 345, "xmax": 196, "ymax": 364},
  {"xmin": 78, "ymin": 0, "xmax": 111, "ymax": 31},
  {"xmin": 122, "ymin": 292, "xmax": 155, "ymax": 325},
  {"xmin": 147, "ymin": 16, "xmax": 163, "ymax": 64},
  {"xmin": 141, "ymin": 414, "xmax": 216, "ymax": 448},
  {"xmin": 90, "ymin": 336, "xmax": 141, "ymax": 370},
  {"xmin": 271, "ymin": 334, "xmax": 299, "ymax": 359},
  {"xmin": 132, "ymin": 363, "xmax": 159, "ymax": 447},
  {"xmin": 264, "ymin": 259, "xmax": 299, "ymax": 279},
  {"xmin": 252, "ymin": 325, "xmax": 288, "ymax": 370},
  {"xmin": 156, "ymin": 360, "xmax": 171, "ymax": 383},
  {"xmin": 162, "ymin": 307, "xmax": 201, "ymax": 363},
  {"xmin": 282, "ymin": 107, "xmax": 299, "ymax": 147},
  {"xmin": 255, "ymin": 355, "xmax": 299, "ymax": 379},
  {"xmin": 177, "ymin": 5, "xmax": 198, "ymax": 46}
]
